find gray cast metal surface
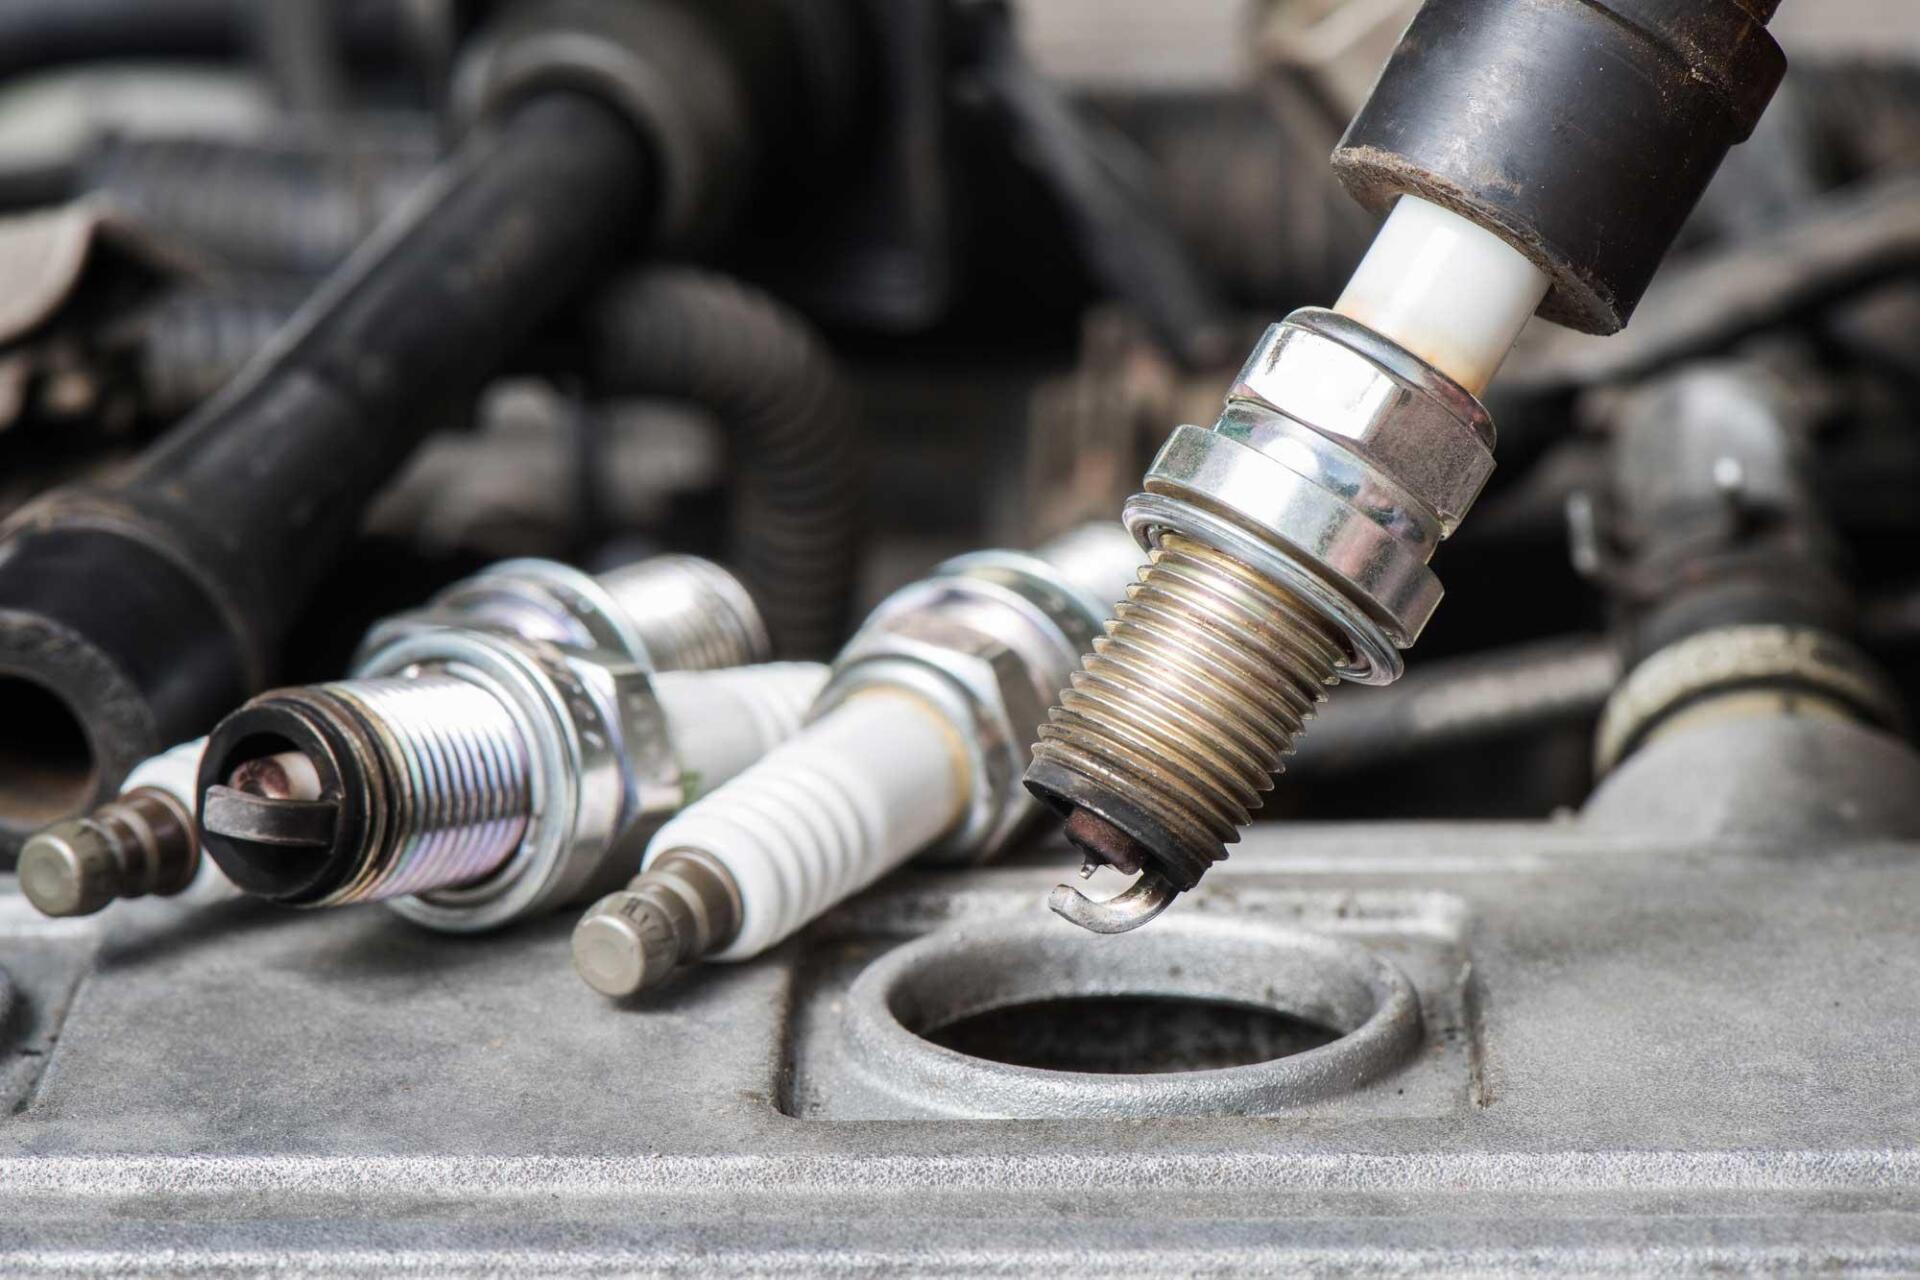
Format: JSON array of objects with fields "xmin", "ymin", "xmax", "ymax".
[{"xmin": 3, "ymin": 714, "xmax": 1920, "ymax": 1273}]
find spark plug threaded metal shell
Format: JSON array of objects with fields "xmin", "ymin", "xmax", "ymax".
[
  {"xmin": 199, "ymin": 629, "xmax": 825, "ymax": 933},
  {"xmin": 1030, "ymin": 534, "xmax": 1346, "ymax": 892},
  {"xmin": 1026, "ymin": 309, "xmax": 1496, "ymax": 924}
]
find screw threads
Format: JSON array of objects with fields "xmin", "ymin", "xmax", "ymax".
[
  {"xmin": 1031, "ymin": 534, "xmax": 1347, "ymax": 888},
  {"xmin": 321, "ymin": 675, "xmax": 533, "ymax": 904},
  {"xmin": 598, "ymin": 554, "xmax": 771, "ymax": 672}
]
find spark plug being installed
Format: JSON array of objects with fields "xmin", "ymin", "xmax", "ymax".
[
  {"xmin": 570, "ymin": 524, "xmax": 1145, "ymax": 997},
  {"xmin": 1023, "ymin": 0, "xmax": 1790, "ymax": 930}
]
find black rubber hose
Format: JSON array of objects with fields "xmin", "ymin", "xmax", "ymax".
[
  {"xmin": 0, "ymin": 91, "xmax": 654, "ymax": 852},
  {"xmin": 77, "ymin": 131, "xmax": 438, "ymax": 278},
  {"xmin": 588, "ymin": 269, "xmax": 862, "ymax": 659},
  {"xmin": 130, "ymin": 285, "xmax": 312, "ymax": 419}
]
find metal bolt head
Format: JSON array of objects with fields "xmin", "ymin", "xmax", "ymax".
[
  {"xmin": 572, "ymin": 891, "xmax": 681, "ymax": 998},
  {"xmin": 18, "ymin": 821, "xmax": 116, "ymax": 918}
]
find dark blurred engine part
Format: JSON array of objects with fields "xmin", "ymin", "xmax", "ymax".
[
  {"xmin": 74, "ymin": 130, "xmax": 438, "ymax": 278},
  {"xmin": 0, "ymin": 0, "xmax": 866, "ymax": 852},
  {"xmin": 951, "ymin": 5, "xmax": 1234, "ymax": 370},
  {"xmin": 102, "ymin": 267, "xmax": 866, "ymax": 659},
  {"xmin": 361, "ymin": 384, "xmax": 722, "ymax": 563},
  {"xmin": 586, "ymin": 270, "xmax": 862, "ymax": 659},
  {"xmin": 0, "ymin": 0, "xmax": 460, "ymax": 105},
  {"xmin": 1586, "ymin": 354, "xmax": 1907, "ymax": 774},
  {"xmin": 1283, "ymin": 634, "xmax": 1620, "ymax": 781}
]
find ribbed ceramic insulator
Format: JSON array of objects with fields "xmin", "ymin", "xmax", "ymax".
[
  {"xmin": 642, "ymin": 691, "xmax": 966, "ymax": 960},
  {"xmin": 651, "ymin": 662, "xmax": 829, "ymax": 803}
]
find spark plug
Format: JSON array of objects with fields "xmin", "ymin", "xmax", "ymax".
[
  {"xmin": 571, "ymin": 524, "xmax": 1144, "ymax": 997},
  {"xmin": 1024, "ymin": 0, "xmax": 1789, "ymax": 929},
  {"xmin": 198, "ymin": 634, "xmax": 825, "ymax": 933},
  {"xmin": 16, "ymin": 554, "xmax": 774, "ymax": 920}
]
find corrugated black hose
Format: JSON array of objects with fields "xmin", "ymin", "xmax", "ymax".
[{"xmin": 589, "ymin": 268, "xmax": 863, "ymax": 660}]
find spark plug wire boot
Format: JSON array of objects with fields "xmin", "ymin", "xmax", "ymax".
[
  {"xmin": 571, "ymin": 524, "xmax": 1144, "ymax": 997},
  {"xmin": 1022, "ymin": 0, "xmax": 1788, "ymax": 930}
]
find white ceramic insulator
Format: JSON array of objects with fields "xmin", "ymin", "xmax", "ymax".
[
  {"xmin": 121, "ymin": 738, "xmax": 237, "ymax": 905},
  {"xmin": 651, "ymin": 662, "xmax": 829, "ymax": 804},
  {"xmin": 643, "ymin": 689, "xmax": 968, "ymax": 961},
  {"xmin": 1334, "ymin": 195, "xmax": 1550, "ymax": 396},
  {"xmin": 122, "ymin": 738, "xmax": 204, "ymax": 803}
]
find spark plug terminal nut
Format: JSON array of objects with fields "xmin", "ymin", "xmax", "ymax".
[{"xmin": 16, "ymin": 740, "xmax": 208, "ymax": 918}]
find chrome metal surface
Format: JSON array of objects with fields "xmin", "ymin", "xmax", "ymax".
[
  {"xmin": 1229, "ymin": 308, "xmax": 1495, "ymax": 533},
  {"xmin": 1046, "ymin": 870, "xmax": 1179, "ymax": 933},
  {"xmin": 312, "ymin": 674, "xmax": 535, "ymax": 906},
  {"xmin": 358, "ymin": 555, "xmax": 769, "ymax": 673},
  {"xmin": 352, "ymin": 630, "xmax": 642, "ymax": 933}
]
